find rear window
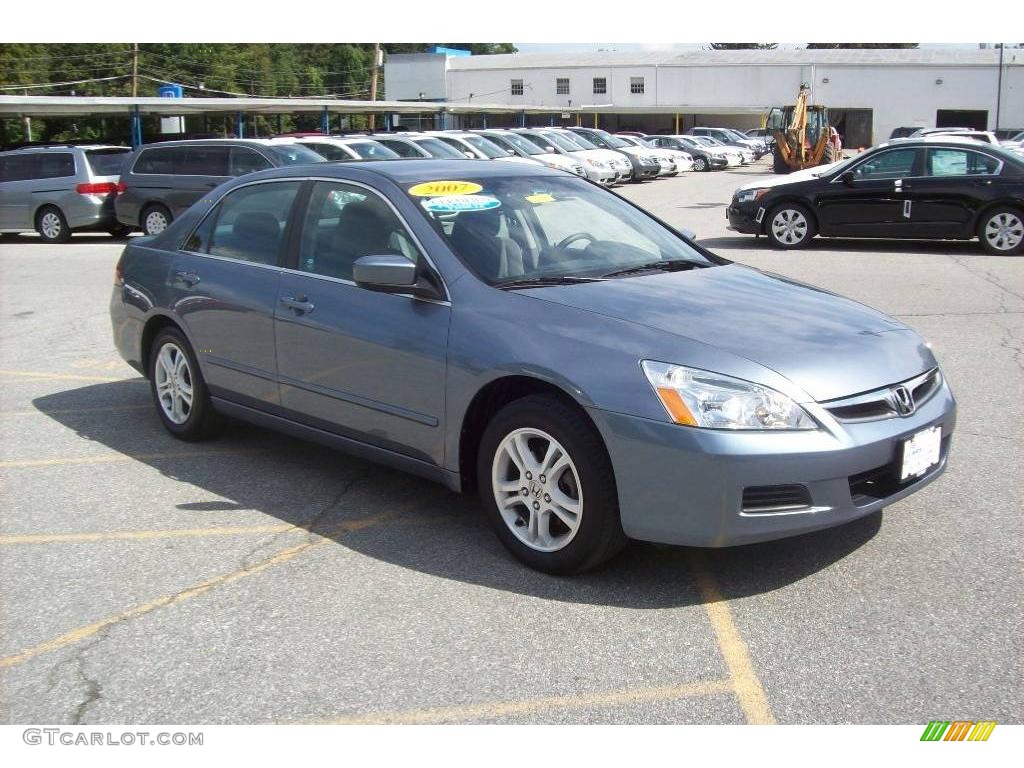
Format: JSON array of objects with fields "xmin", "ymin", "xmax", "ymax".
[
  {"xmin": 85, "ymin": 149, "xmax": 130, "ymax": 177},
  {"xmin": 346, "ymin": 141, "xmax": 400, "ymax": 160},
  {"xmin": 411, "ymin": 138, "xmax": 466, "ymax": 159}
]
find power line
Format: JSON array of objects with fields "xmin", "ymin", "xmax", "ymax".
[{"xmin": 0, "ymin": 74, "xmax": 130, "ymax": 91}]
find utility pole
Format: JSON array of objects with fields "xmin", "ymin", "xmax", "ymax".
[
  {"xmin": 368, "ymin": 43, "xmax": 381, "ymax": 130},
  {"xmin": 131, "ymin": 43, "xmax": 139, "ymax": 98}
]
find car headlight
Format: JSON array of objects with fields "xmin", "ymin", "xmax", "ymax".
[
  {"xmin": 736, "ymin": 188, "xmax": 768, "ymax": 203},
  {"xmin": 641, "ymin": 361, "xmax": 816, "ymax": 430}
]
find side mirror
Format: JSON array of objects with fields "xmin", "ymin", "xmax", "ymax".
[
  {"xmin": 464, "ymin": 151, "xmax": 476, "ymax": 159},
  {"xmin": 353, "ymin": 255, "xmax": 443, "ymax": 300},
  {"xmin": 840, "ymin": 170, "xmax": 855, "ymax": 186},
  {"xmin": 680, "ymin": 227, "xmax": 697, "ymax": 241}
]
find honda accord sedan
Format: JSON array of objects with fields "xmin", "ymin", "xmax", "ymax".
[
  {"xmin": 110, "ymin": 160, "xmax": 956, "ymax": 574},
  {"xmin": 728, "ymin": 136, "xmax": 1024, "ymax": 254}
]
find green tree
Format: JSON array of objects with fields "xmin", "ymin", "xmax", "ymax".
[{"xmin": 806, "ymin": 43, "xmax": 919, "ymax": 49}]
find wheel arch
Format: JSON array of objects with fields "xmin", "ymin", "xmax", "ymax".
[
  {"xmin": 33, "ymin": 202, "xmax": 65, "ymax": 226},
  {"xmin": 140, "ymin": 312, "xmax": 192, "ymax": 378},
  {"xmin": 761, "ymin": 196, "xmax": 820, "ymax": 235},
  {"xmin": 457, "ymin": 374, "xmax": 602, "ymax": 493},
  {"xmin": 971, "ymin": 199, "xmax": 1024, "ymax": 235}
]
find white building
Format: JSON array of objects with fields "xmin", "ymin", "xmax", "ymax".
[{"xmin": 385, "ymin": 48, "xmax": 1024, "ymax": 146}]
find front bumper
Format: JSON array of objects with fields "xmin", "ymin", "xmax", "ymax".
[
  {"xmin": 587, "ymin": 378, "xmax": 956, "ymax": 547},
  {"xmin": 726, "ymin": 200, "xmax": 763, "ymax": 234}
]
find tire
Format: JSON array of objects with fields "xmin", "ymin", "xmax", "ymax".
[
  {"xmin": 141, "ymin": 204, "xmax": 172, "ymax": 236},
  {"xmin": 977, "ymin": 207, "xmax": 1024, "ymax": 256},
  {"xmin": 107, "ymin": 224, "xmax": 132, "ymax": 238},
  {"xmin": 476, "ymin": 394, "xmax": 626, "ymax": 575},
  {"xmin": 147, "ymin": 327, "xmax": 222, "ymax": 441},
  {"xmin": 693, "ymin": 156, "xmax": 708, "ymax": 172},
  {"xmin": 766, "ymin": 203, "xmax": 816, "ymax": 249},
  {"xmin": 35, "ymin": 206, "xmax": 71, "ymax": 243}
]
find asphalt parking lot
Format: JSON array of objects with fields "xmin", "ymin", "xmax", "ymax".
[{"xmin": 1, "ymin": 160, "xmax": 1021, "ymax": 725}]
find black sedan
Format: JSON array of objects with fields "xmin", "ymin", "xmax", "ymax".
[{"xmin": 727, "ymin": 137, "xmax": 1024, "ymax": 255}]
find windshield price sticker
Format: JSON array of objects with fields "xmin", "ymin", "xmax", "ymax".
[
  {"xmin": 408, "ymin": 180, "xmax": 483, "ymax": 197},
  {"xmin": 422, "ymin": 195, "xmax": 501, "ymax": 213},
  {"xmin": 525, "ymin": 192, "xmax": 555, "ymax": 204}
]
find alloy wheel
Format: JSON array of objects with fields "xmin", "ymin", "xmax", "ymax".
[
  {"xmin": 40, "ymin": 212, "xmax": 62, "ymax": 240},
  {"xmin": 771, "ymin": 208, "xmax": 809, "ymax": 245},
  {"xmin": 491, "ymin": 428, "xmax": 583, "ymax": 553},
  {"xmin": 154, "ymin": 342, "xmax": 194, "ymax": 425},
  {"xmin": 984, "ymin": 212, "xmax": 1023, "ymax": 252}
]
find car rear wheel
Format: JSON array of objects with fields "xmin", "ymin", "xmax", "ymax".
[
  {"xmin": 148, "ymin": 328, "xmax": 221, "ymax": 441},
  {"xmin": 477, "ymin": 394, "xmax": 626, "ymax": 575},
  {"xmin": 766, "ymin": 203, "xmax": 816, "ymax": 249},
  {"xmin": 978, "ymin": 208, "xmax": 1024, "ymax": 255},
  {"xmin": 36, "ymin": 206, "xmax": 71, "ymax": 243},
  {"xmin": 141, "ymin": 204, "xmax": 172, "ymax": 236},
  {"xmin": 693, "ymin": 156, "xmax": 708, "ymax": 172}
]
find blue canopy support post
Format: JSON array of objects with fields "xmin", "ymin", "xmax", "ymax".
[
  {"xmin": 440, "ymin": 109, "xmax": 449, "ymax": 131},
  {"xmin": 549, "ymin": 114, "xmax": 555, "ymax": 126},
  {"xmin": 321, "ymin": 106, "xmax": 330, "ymax": 135},
  {"xmin": 236, "ymin": 112, "xmax": 245, "ymax": 139},
  {"xmin": 130, "ymin": 105, "xmax": 142, "ymax": 149},
  {"xmin": 482, "ymin": 112, "xmax": 488, "ymax": 129},
  {"xmin": 384, "ymin": 113, "xmax": 393, "ymax": 131},
  {"xmin": 520, "ymin": 110, "xmax": 526, "ymax": 127}
]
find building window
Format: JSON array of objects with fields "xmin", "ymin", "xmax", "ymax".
[
  {"xmin": 630, "ymin": 77, "xmax": 645, "ymax": 95},
  {"xmin": 511, "ymin": 79, "xmax": 523, "ymax": 96},
  {"xmin": 556, "ymin": 78, "xmax": 570, "ymax": 95},
  {"xmin": 593, "ymin": 77, "xmax": 606, "ymax": 95}
]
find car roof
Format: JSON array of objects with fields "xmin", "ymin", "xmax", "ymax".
[
  {"xmin": 238, "ymin": 158, "xmax": 565, "ymax": 185},
  {"xmin": 0, "ymin": 144, "xmax": 128, "ymax": 154},
  {"xmin": 135, "ymin": 138, "xmax": 291, "ymax": 149}
]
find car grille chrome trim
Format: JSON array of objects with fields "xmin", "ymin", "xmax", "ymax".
[{"xmin": 823, "ymin": 368, "xmax": 942, "ymax": 422}]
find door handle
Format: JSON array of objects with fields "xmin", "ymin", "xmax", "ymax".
[
  {"xmin": 172, "ymin": 270, "xmax": 200, "ymax": 286},
  {"xmin": 280, "ymin": 296, "xmax": 315, "ymax": 314}
]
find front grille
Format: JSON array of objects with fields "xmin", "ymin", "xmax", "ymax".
[
  {"xmin": 742, "ymin": 484, "xmax": 812, "ymax": 513},
  {"xmin": 824, "ymin": 368, "xmax": 942, "ymax": 423},
  {"xmin": 848, "ymin": 435, "xmax": 950, "ymax": 505}
]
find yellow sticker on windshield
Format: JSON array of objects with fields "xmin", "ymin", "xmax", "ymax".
[
  {"xmin": 525, "ymin": 193, "xmax": 555, "ymax": 204},
  {"xmin": 408, "ymin": 180, "xmax": 483, "ymax": 197}
]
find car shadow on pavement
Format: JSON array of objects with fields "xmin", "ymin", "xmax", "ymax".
[
  {"xmin": 34, "ymin": 380, "xmax": 882, "ymax": 610},
  {"xmin": 698, "ymin": 236, "xmax": 986, "ymax": 256}
]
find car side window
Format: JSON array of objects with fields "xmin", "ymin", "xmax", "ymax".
[
  {"xmin": 852, "ymin": 149, "xmax": 918, "ymax": 180},
  {"xmin": 229, "ymin": 147, "xmax": 273, "ymax": 176},
  {"xmin": 134, "ymin": 147, "xmax": 179, "ymax": 175},
  {"xmin": 927, "ymin": 149, "xmax": 999, "ymax": 177},
  {"xmin": 2, "ymin": 154, "xmax": 38, "ymax": 181},
  {"xmin": 297, "ymin": 181, "xmax": 420, "ymax": 281},
  {"xmin": 189, "ymin": 181, "xmax": 301, "ymax": 265},
  {"xmin": 179, "ymin": 146, "xmax": 229, "ymax": 176},
  {"xmin": 37, "ymin": 153, "xmax": 75, "ymax": 179}
]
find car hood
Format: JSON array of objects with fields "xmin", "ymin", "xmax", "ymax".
[
  {"xmin": 735, "ymin": 160, "xmax": 843, "ymax": 192},
  {"xmin": 521, "ymin": 264, "xmax": 934, "ymax": 402}
]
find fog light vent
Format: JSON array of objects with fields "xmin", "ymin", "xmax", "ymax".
[{"xmin": 742, "ymin": 484, "xmax": 812, "ymax": 513}]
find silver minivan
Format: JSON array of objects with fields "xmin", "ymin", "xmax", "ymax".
[{"xmin": 0, "ymin": 145, "xmax": 132, "ymax": 242}]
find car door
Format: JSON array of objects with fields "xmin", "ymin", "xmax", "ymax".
[
  {"xmin": 273, "ymin": 179, "xmax": 450, "ymax": 466},
  {"xmin": 174, "ymin": 179, "xmax": 303, "ymax": 408},
  {"xmin": 169, "ymin": 145, "xmax": 231, "ymax": 216},
  {"xmin": 0, "ymin": 153, "xmax": 39, "ymax": 229},
  {"xmin": 813, "ymin": 147, "xmax": 922, "ymax": 237},
  {"xmin": 904, "ymin": 147, "xmax": 1003, "ymax": 238}
]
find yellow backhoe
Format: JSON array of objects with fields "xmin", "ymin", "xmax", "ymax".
[{"xmin": 765, "ymin": 84, "xmax": 838, "ymax": 173}]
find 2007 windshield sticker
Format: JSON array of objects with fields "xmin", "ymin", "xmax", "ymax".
[
  {"xmin": 408, "ymin": 180, "xmax": 483, "ymax": 197},
  {"xmin": 422, "ymin": 195, "xmax": 501, "ymax": 213}
]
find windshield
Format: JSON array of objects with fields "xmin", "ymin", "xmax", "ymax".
[
  {"xmin": 725, "ymin": 130, "xmax": 749, "ymax": 141},
  {"xmin": 462, "ymin": 135, "xmax": 509, "ymax": 159},
  {"xmin": 596, "ymin": 131, "xmax": 629, "ymax": 148},
  {"xmin": 411, "ymin": 137, "xmax": 467, "ymax": 159},
  {"xmin": 616, "ymin": 136, "xmax": 640, "ymax": 147},
  {"xmin": 488, "ymin": 132, "xmax": 544, "ymax": 156},
  {"xmin": 813, "ymin": 154, "xmax": 861, "ymax": 177},
  {"xmin": 537, "ymin": 132, "xmax": 583, "ymax": 153},
  {"xmin": 560, "ymin": 132, "xmax": 597, "ymax": 150},
  {"xmin": 266, "ymin": 144, "xmax": 327, "ymax": 165},
  {"xmin": 84, "ymin": 148, "xmax": 130, "ymax": 176},
  {"xmin": 406, "ymin": 175, "xmax": 716, "ymax": 285},
  {"xmin": 346, "ymin": 141, "xmax": 400, "ymax": 160}
]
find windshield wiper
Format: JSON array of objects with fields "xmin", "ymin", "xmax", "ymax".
[
  {"xmin": 495, "ymin": 275, "xmax": 606, "ymax": 290},
  {"xmin": 601, "ymin": 259, "xmax": 702, "ymax": 278}
]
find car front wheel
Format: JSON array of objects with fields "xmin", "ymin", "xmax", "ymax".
[
  {"xmin": 477, "ymin": 394, "xmax": 626, "ymax": 575},
  {"xmin": 693, "ymin": 157, "xmax": 708, "ymax": 172},
  {"xmin": 766, "ymin": 203, "xmax": 816, "ymax": 249},
  {"xmin": 979, "ymin": 208, "xmax": 1024, "ymax": 255}
]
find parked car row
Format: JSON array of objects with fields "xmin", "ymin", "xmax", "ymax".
[{"xmin": 2, "ymin": 125, "xmax": 777, "ymax": 241}]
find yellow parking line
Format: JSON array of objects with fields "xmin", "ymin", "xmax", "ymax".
[
  {"xmin": 324, "ymin": 678, "xmax": 735, "ymax": 724},
  {"xmin": 687, "ymin": 550, "xmax": 776, "ymax": 725},
  {"xmin": 0, "ymin": 505, "xmax": 413, "ymax": 669},
  {"xmin": 0, "ymin": 369, "xmax": 135, "ymax": 383},
  {"xmin": 0, "ymin": 524, "xmax": 301, "ymax": 545},
  {"xmin": 0, "ymin": 404, "xmax": 151, "ymax": 417},
  {"xmin": 0, "ymin": 447, "xmax": 265, "ymax": 469}
]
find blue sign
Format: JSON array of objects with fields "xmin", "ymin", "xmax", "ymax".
[
  {"xmin": 158, "ymin": 83, "xmax": 184, "ymax": 99},
  {"xmin": 429, "ymin": 46, "xmax": 471, "ymax": 57}
]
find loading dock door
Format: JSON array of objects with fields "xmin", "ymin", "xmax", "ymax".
[
  {"xmin": 936, "ymin": 110, "xmax": 988, "ymax": 130},
  {"xmin": 828, "ymin": 109, "xmax": 873, "ymax": 148}
]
